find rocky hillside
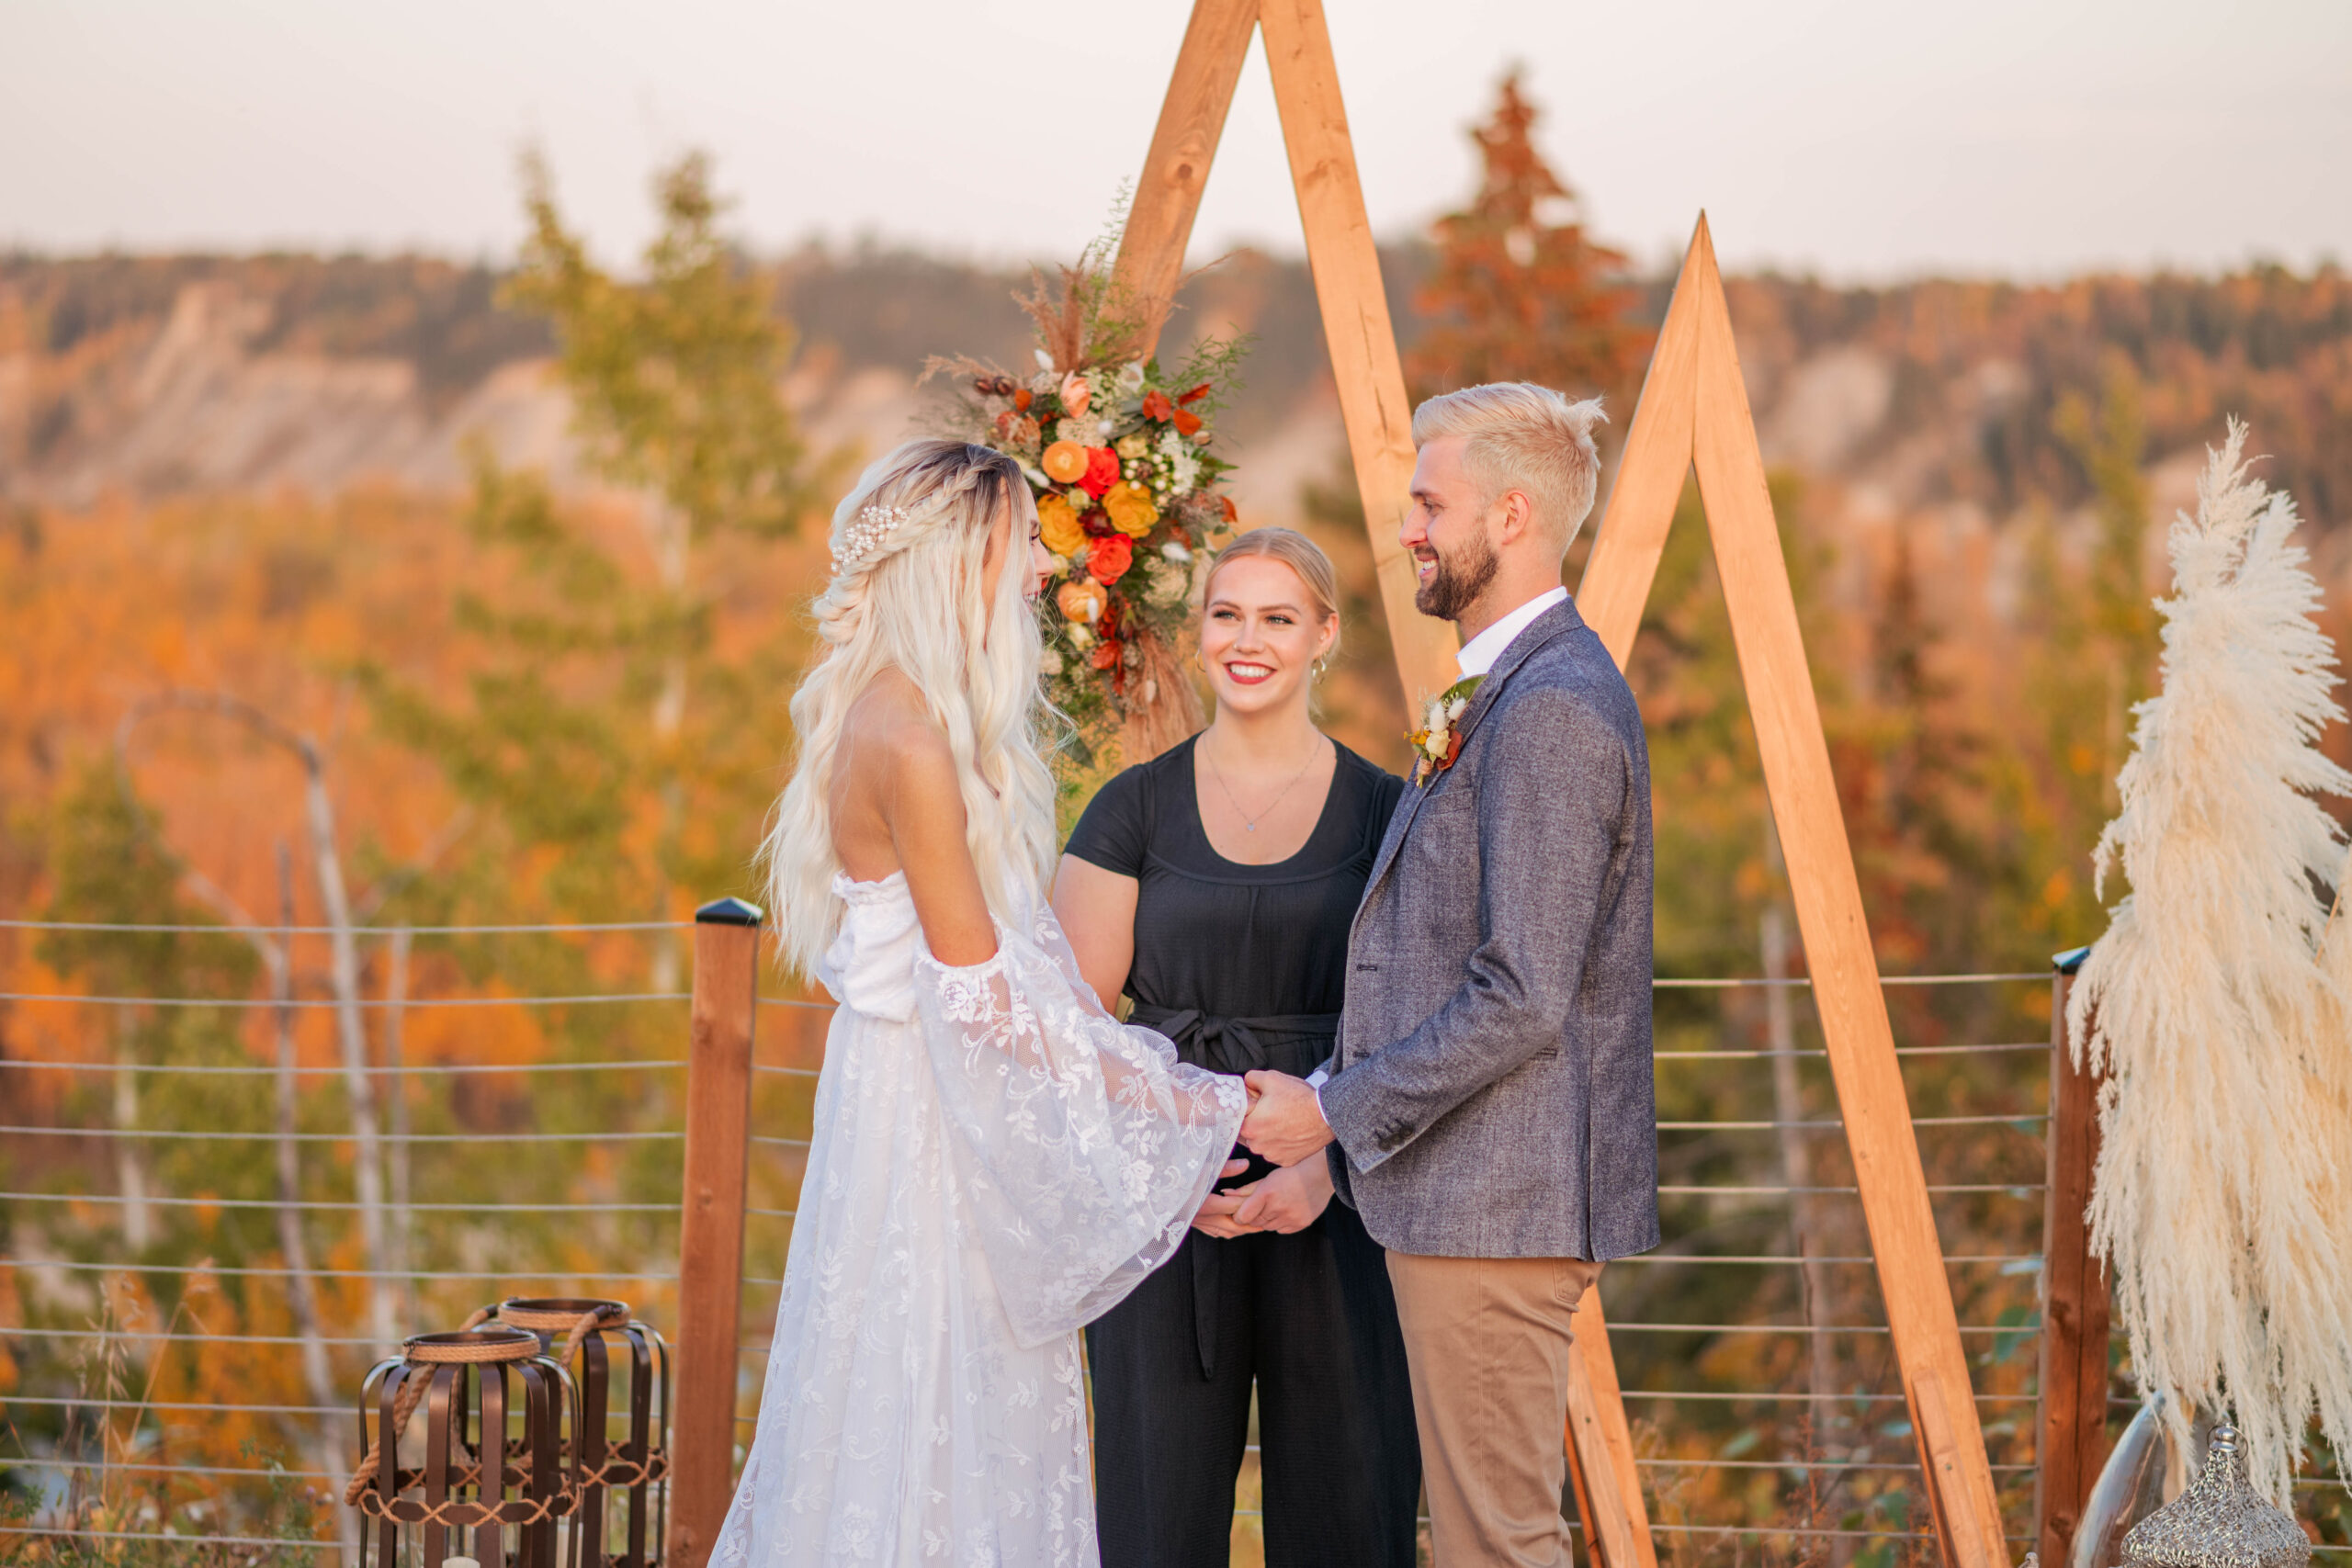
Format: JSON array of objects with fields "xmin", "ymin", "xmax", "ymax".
[{"xmin": 5, "ymin": 246, "xmax": 2347, "ymax": 642}]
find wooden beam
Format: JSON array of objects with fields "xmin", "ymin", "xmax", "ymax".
[
  {"xmin": 1108, "ymin": 0, "xmax": 1260, "ymax": 358},
  {"xmin": 665, "ymin": 897, "xmax": 763, "ymax": 1568},
  {"xmin": 1575, "ymin": 220, "xmax": 1706, "ymax": 668},
  {"xmin": 1257, "ymin": 0, "xmax": 1459, "ymax": 703},
  {"xmin": 2038, "ymin": 951, "xmax": 2109, "ymax": 1568},
  {"xmin": 1682, "ymin": 219, "xmax": 2008, "ymax": 1568},
  {"xmin": 1566, "ymin": 1291, "xmax": 1658, "ymax": 1568}
]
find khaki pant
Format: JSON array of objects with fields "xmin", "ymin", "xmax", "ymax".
[{"xmin": 1385, "ymin": 1252, "xmax": 1604, "ymax": 1568}]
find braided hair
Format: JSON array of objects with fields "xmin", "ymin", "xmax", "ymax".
[{"xmin": 763, "ymin": 439, "xmax": 1057, "ymax": 978}]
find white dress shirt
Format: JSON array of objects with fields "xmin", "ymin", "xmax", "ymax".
[{"xmin": 1455, "ymin": 586, "xmax": 1568, "ymax": 680}]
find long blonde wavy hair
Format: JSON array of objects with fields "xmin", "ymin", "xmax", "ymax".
[{"xmin": 762, "ymin": 439, "xmax": 1057, "ymax": 979}]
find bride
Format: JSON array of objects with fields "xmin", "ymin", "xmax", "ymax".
[{"xmin": 714, "ymin": 439, "xmax": 1250, "ymax": 1566}]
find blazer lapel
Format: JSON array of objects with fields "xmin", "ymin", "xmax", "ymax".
[{"xmin": 1443, "ymin": 597, "xmax": 1584, "ymax": 760}]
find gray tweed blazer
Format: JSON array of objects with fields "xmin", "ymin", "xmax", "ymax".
[{"xmin": 1319, "ymin": 596, "xmax": 1659, "ymax": 1259}]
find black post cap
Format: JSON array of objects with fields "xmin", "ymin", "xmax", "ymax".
[
  {"xmin": 695, "ymin": 897, "xmax": 765, "ymax": 927},
  {"xmin": 2052, "ymin": 946, "xmax": 2090, "ymax": 975}
]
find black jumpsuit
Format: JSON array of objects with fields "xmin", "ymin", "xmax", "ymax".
[{"xmin": 1066, "ymin": 735, "xmax": 1420, "ymax": 1568}]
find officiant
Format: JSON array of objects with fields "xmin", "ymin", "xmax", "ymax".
[{"xmin": 1053, "ymin": 527, "xmax": 1420, "ymax": 1568}]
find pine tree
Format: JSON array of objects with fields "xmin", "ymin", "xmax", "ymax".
[{"xmin": 1405, "ymin": 70, "xmax": 1650, "ymax": 403}]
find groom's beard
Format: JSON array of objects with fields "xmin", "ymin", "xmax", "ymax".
[{"xmin": 1413, "ymin": 527, "xmax": 1500, "ymax": 623}]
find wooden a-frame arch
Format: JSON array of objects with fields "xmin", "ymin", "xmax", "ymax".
[{"xmin": 1112, "ymin": 6, "xmax": 2011, "ymax": 1568}]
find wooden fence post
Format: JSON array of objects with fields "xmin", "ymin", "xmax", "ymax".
[
  {"xmin": 665, "ymin": 896, "xmax": 763, "ymax": 1568},
  {"xmin": 2037, "ymin": 945, "xmax": 2109, "ymax": 1568}
]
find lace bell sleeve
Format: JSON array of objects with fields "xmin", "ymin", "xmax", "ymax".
[{"xmin": 910, "ymin": 909, "xmax": 1247, "ymax": 1348}]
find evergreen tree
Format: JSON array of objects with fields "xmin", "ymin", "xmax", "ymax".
[{"xmin": 1405, "ymin": 69, "xmax": 1650, "ymax": 404}]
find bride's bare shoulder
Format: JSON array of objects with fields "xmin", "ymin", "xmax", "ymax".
[{"xmin": 837, "ymin": 670, "xmax": 960, "ymax": 811}]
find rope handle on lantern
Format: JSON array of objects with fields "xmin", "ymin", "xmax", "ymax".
[
  {"xmin": 458, "ymin": 1300, "xmax": 625, "ymax": 1361},
  {"xmin": 343, "ymin": 1328, "xmax": 543, "ymax": 1506}
]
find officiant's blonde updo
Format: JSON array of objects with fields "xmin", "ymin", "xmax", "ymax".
[{"xmin": 763, "ymin": 439, "xmax": 1057, "ymax": 979}]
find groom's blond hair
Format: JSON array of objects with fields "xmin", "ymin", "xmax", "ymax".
[{"xmin": 1411, "ymin": 382, "xmax": 1606, "ymax": 555}]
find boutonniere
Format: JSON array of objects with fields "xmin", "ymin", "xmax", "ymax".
[{"xmin": 1407, "ymin": 675, "xmax": 1483, "ymax": 785}]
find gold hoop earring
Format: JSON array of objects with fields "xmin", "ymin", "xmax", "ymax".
[{"xmin": 1313, "ymin": 658, "xmax": 1328, "ymax": 682}]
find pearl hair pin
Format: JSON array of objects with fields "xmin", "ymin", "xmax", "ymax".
[{"xmin": 831, "ymin": 502, "xmax": 910, "ymax": 575}]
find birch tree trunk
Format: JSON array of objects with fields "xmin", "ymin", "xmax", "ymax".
[
  {"xmin": 273, "ymin": 846, "xmax": 359, "ymax": 1567},
  {"xmin": 382, "ymin": 928, "xmax": 416, "ymax": 1328},
  {"xmin": 109, "ymin": 1014, "xmax": 152, "ymax": 1252},
  {"xmin": 296, "ymin": 731, "xmax": 397, "ymax": 1353},
  {"xmin": 1763, "ymin": 816, "xmax": 1842, "ymax": 1523}
]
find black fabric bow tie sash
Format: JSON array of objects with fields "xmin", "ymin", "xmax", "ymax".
[{"xmin": 1125, "ymin": 1003, "xmax": 1340, "ymax": 1380}]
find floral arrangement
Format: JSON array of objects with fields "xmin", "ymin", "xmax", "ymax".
[{"xmin": 928, "ymin": 239, "xmax": 1247, "ymax": 761}]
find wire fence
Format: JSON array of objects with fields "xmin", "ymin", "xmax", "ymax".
[{"xmin": 3, "ymin": 917, "xmax": 2345, "ymax": 1566}]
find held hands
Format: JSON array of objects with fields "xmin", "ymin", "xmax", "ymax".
[
  {"xmin": 1189, "ymin": 1157, "xmax": 1335, "ymax": 1238},
  {"xmin": 1238, "ymin": 1069, "xmax": 1334, "ymax": 1167},
  {"xmin": 1191, "ymin": 1159, "xmax": 1256, "ymax": 1240}
]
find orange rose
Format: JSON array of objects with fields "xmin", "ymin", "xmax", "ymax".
[
  {"xmin": 1088, "ymin": 534, "xmax": 1135, "ymax": 585},
  {"xmin": 1042, "ymin": 441, "xmax": 1089, "ymax": 484},
  {"xmin": 1102, "ymin": 479, "xmax": 1159, "ymax": 539},
  {"xmin": 1057, "ymin": 578, "xmax": 1107, "ymax": 626},
  {"xmin": 1036, "ymin": 492, "xmax": 1086, "ymax": 556}
]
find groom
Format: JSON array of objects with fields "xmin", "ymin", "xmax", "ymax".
[{"xmin": 1238, "ymin": 382, "xmax": 1658, "ymax": 1568}]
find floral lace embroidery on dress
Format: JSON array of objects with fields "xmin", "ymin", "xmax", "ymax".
[{"xmin": 711, "ymin": 874, "xmax": 1244, "ymax": 1567}]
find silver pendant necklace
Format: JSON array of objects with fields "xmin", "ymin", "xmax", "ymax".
[{"xmin": 1205, "ymin": 735, "xmax": 1324, "ymax": 832}]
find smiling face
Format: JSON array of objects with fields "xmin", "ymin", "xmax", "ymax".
[
  {"xmin": 1198, "ymin": 555, "xmax": 1339, "ymax": 719},
  {"xmin": 1404, "ymin": 434, "xmax": 1505, "ymax": 624},
  {"xmin": 980, "ymin": 487, "xmax": 1056, "ymax": 608}
]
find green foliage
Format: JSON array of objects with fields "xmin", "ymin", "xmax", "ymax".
[
  {"xmin": 34, "ymin": 765, "xmax": 257, "ymax": 1002},
  {"xmin": 362, "ymin": 150, "xmax": 820, "ymax": 927},
  {"xmin": 512, "ymin": 149, "xmax": 810, "ymax": 543}
]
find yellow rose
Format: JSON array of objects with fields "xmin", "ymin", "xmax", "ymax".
[
  {"xmin": 1115, "ymin": 433, "xmax": 1149, "ymax": 460},
  {"xmin": 1035, "ymin": 492, "xmax": 1087, "ymax": 556},
  {"xmin": 1041, "ymin": 440, "xmax": 1089, "ymax": 484},
  {"xmin": 1102, "ymin": 479, "xmax": 1160, "ymax": 539}
]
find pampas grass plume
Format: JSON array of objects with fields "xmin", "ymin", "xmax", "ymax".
[{"xmin": 2067, "ymin": 419, "xmax": 2352, "ymax": 1502}]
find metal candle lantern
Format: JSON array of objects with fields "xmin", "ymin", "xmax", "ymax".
[
  {"xmin": 470, "ymin": 1298, "xmax": 670, "ymax": 1568},
  {"xmin": 2120, "ymin": 1424, "xmax": 2312, "ymax": 1568},
  {"xmin": 349, "ymin": 1326, "xmax": 582, "ymax": 1568}
]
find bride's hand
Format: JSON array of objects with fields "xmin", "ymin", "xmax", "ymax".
[
  {"xmin": 1190, "ymin": 1159, "xmax": 1258, "ymax": 1239},
  {"xmin": 1230, "ymin": 1156, "xmax": 1334, "ymax": 1235}
]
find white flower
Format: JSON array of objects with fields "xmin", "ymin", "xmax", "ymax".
[
  {"xmin": 1424, "ymin": 697, "xmax": 1447, "ymax": 733},
  {"xmin": 1038, "ymin": 648, "xmax": 1065, "ymax": 676},
  {"xmin": 1158, "ymin": 427, "xmax": 1187, "ymax": 461},
  {"xmin": 1033, "ymin": 348, "xmax": 1054, "ymax": 372},
  {"xmin": 1117, "ymin": 361, "xmax": 1146, "ymax": 393},
  {"xmin": 1159, "ymin": 540, "xmax": 1193, "ymax": 563},
  {"xmin": 1170, "ymin": 448, "xmax": 1201, "ymax": 491},
  {"xmin": 1144, "ymin": 560, "xmax": 1188, "ymax": 605},
  {"xmin": 1067, "ymin": 625, "xmax": 1094, "ymax": 651},
  {"xmin": 1446, "ymin": 694, "xmax": 1471, "ymax": 722}
]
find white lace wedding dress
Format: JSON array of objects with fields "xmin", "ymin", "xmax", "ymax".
[{"xmin": 713, "ymin": 872, "xmax": 1248, "ymax": 1566}]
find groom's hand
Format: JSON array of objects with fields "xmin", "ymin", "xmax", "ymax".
[{"xmin": 1238, "ymin": 1070, "xmax": 1333, "ymax": 1167}]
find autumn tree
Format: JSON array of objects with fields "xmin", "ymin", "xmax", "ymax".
[
  {"xmin": 366, "ymin": 152, "xmax": 820, "ymax": 976},
  {"xmin": 1405, "ymin": 69, "xmax": 1650, "ymax": 405}
]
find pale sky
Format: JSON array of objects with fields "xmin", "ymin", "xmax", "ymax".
[{"xmin": 4, "ymin": 0, "xmax": 2347, "ymax": 280}]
